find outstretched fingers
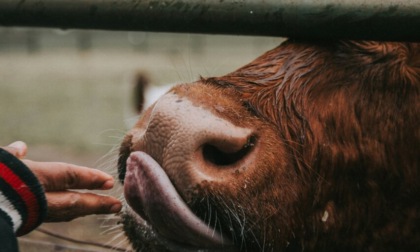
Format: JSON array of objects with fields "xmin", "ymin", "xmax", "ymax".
[
  {"xmin": 22, "ymin": 160, "xmax": 123, "ymax": 221},
  {"xmin": 1, "ymin": 141, "xmax": 122, "ymax": 222},
  {"xmin": 23, "ymin": 160, "xmax": 115, "ymax": 191},
  {"xmin": 45, "ymin": 191, "xmax": 122, "ymax": 222}
]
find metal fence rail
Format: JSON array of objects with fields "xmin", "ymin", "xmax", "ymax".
[{"xmin": 1, "ymin": 0, "xmax": 420, "ymax": 41}]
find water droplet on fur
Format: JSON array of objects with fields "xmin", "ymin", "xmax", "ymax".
[{"xmin": 322, "ymin": 210, "xmax": 329, "ymax": 222}]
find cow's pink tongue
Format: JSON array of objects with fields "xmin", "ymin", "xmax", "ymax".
[{"xmin": 124, "ymin": 151, "xmax": 230, "ymax": 248}]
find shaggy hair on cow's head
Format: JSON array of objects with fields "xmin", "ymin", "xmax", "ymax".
[{"xmin": 204, "ymin": 40, "xmax": 420, "ymax": 250}]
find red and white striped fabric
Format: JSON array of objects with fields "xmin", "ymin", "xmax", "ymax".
[{"xmin": 0, "ymin": 148, "xmax": 47, "ymax": 236}]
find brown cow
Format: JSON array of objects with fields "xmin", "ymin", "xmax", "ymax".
[{"xmin": 118, "ymin": 40, "xmax": 420, "ymax": 252}]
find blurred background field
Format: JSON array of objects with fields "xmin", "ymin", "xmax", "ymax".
[{"xmin": 0, "ymin": 27, "xmax": 281, "ymax": 251}]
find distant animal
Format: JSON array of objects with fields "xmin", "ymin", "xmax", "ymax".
[
  {"xmin": 118, "ymin": 40, "xmax": 420, "ymax": 252},
  {"xmin": 132, "ymin": 72, "xmax": 174, "ymax": 114}
]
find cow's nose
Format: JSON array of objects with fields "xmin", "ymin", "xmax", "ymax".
[
  {"xmin": 200, "ymin": 132, "xmax": 256, "ymax": 167},
  {"xmin": 141, "ymin": 91, "xmax": 256, "ymax": 187}
]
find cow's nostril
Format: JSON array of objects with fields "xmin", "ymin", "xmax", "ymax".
[{"xmin": 202, "ymin": 136, "xmax": 256, "ymax": 166}]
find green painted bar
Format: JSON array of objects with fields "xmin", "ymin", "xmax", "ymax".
[{"xmin": 0, "ymin": 0, "xmax": 419, "ymax": 41}]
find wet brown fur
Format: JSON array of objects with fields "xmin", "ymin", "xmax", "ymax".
[
  {"xmin": 202, "ymin": 41, "xmax": 420, "ymax": 251},
  {"xmin": 200, "ymin": 40, "xmax": 420, "ymax": 251}
]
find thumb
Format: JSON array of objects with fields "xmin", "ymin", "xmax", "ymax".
[{"xmin": 2, "ymin": 141, "xmax": 28, "ymax": 159}]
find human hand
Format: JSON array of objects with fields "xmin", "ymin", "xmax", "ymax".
[{"xmin": 2, "ymin": 141, "xmax": 122, "ymax": 222}]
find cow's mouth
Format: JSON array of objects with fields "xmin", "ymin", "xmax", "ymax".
[{"xmin": 123, "ymin": 151, "xmax": 234, "ymax": 250}]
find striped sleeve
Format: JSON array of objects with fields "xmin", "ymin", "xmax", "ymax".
[{"xmin": 0, "ymin": 148, "xmax": 47, "ymax": 236}]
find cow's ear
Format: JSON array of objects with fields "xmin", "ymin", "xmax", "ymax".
[{"xmin": 132, "ymin": 72, "xmax": 150, "ymax": 114}]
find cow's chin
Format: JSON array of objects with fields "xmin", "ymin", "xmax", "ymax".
[{"xmin": 122, "ymin": 151, "xmax": 235, "ymax": 252}]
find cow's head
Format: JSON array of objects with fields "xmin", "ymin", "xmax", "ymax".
[{"xmin": 118, "ymin": 40, "xmax": 420, "ymax": 251}]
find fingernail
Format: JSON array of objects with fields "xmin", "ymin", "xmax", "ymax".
[
  {"xmin": 102, "ymin": 179, "xmax": 114, "ymax": 189},
  {"xmin": 110, "ymin": 203, "xmax": 122, "ymax": 213}
]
